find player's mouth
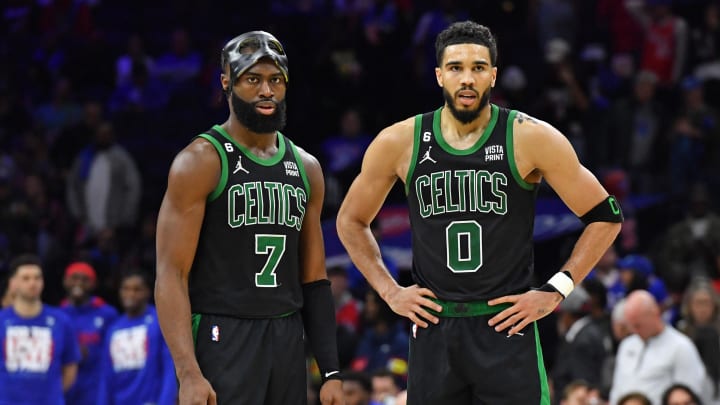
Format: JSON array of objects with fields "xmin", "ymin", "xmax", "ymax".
[
  {"xmin": 457, "ymin": 90, "xmax": 478, "ymax": 107},
  {"xmin": 255, "ymin": 101, "xmax": 277, "ymax": 115}
]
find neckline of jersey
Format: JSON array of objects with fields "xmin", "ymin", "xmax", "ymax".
[
  {"xmin": 212, "ymin": 124, "xmax": 286, "ymax": 166},
  {"xmin": 433, "ymin": 104, "xmax": 499, "ymax": 156}
]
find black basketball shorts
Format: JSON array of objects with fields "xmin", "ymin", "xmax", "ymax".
[
  {"xmin": 192, "ymin": 312, "xmax": 307, "ymax": 405},
  {"xmin": 407, "ymin": 301, "xmax": 551, "ymax": 405}
]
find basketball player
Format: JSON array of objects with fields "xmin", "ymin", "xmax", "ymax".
[
  {"xmin": 155, "ymin": 31, "xmax": 343, "ymax": 405},
  {"xmin": 336, "ymin": 21, "xmax": 623, "ymax": 404}
]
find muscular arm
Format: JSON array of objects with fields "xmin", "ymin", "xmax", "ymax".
[
  {"xmin": 336, "ymin": 124, "xmax": 404, "ymax": 297},
  {"xmin": 337, "ymin": 119, "xmax": 442, "ymax": 327},
  {"xmin": 297, "ymin": 150, "xmax": 328, "ymax": 284},
  {"xmin": 155, "ymin": 139, "xmax": 218, "ymax": 380},
  {"xmin": 489, "ymin": 114, "xmax": 621, "ymax": 334},
  {"xmin": 296, "ymin": 150, "xmax": 343, "ymax": 405},
  {"xmin": 521, "ymin": 116, "xmax": 621, "ymax": 284}
]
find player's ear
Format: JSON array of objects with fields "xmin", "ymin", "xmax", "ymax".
[
  {"xmin": 491, "ymin": 66, "xmax": 498, "ymax": 88},
  {"xmin": 221, "ymin": 73, "xmax": 230, "ymax": 93},
  {"xmin": 435, "ymin": 67, "xmax": 443, "ymax": 87}
]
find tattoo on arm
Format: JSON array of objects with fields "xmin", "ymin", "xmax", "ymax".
[{"xmin": 516, "ymin": 113, "xmax": 538, "ymax": 125}]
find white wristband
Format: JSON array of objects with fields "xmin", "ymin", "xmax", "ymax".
[{"xmin": 547, "ymin": 271, "xmax": 574, "ymax": 299}]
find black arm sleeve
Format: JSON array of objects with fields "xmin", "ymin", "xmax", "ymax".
[{"xmin": 301, "ymin": 279, "xmax": 341, "ymax": 382}]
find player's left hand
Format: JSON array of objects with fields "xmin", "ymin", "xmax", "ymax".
[
  {"xmin": 319, "ymin": 379, "xmax": 345, "ymax": 405},
  {"xmin": 487, "ymin": 289, "xmax": 563, "ymax": 336}
]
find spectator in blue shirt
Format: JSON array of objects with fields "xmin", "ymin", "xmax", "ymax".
[
  {"xmin": 98, "ymin": 270, "xmax": 177, "ymax": 405},
  {"xmin": 60, "ymin": 261, "xmax": 119, "ymax": 405},
  {"xmin": 0, "ymin": 254, "xmax": 81, "ymax": 405}
]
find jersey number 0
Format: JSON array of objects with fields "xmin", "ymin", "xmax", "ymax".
[{"xmin": 445, "ymin": 220, "xmax": 483, "ymax": 272}]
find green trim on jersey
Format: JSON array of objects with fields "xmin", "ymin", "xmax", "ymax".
[
  {"xmin": 405, "ymin": 114, "xmax": 424, "ymax": 195},
  {"xmin": 212, "ymin": 124, "xmax": 287, "ymax": 166},
  {"xmin": 534, "ymin": 322, "xmax": 552, "ymax": 404},
  {"xmin": 197, "ymin": 134, "xmax": 229, "ymax": 202},
  {"xmin": 506, "ymin": 110, "xmax": 536, "ymax": 191},
  {"xmin": 433, "ymin": 104, "xmax": 499, "ymax": 156},
  {"xmin": 288, "ymin": 139, "xmax": 311, "ymax": 199},
  {"xmin": 191, "ymin": 313, "xmax": 202, "ymax": 347}
]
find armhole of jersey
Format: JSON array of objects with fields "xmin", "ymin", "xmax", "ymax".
[
  {"xmin": 195, "ymin": 133, "xmax": 229, "ymax": 201},
  {"xmin": 288, "ymin": 138, "xmax": 311, "ymax": 199},
  {"xmin": 506, "ymin": 110, "xmax": 536, "ymax": 191},
  {"xmin": 404, "ymin": 114, "xmax": 423, "ymax": 195}
]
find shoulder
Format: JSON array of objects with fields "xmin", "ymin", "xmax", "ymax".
[
  {"xmin": 511, "ymin": 111, "xmax": 565, "ymax": 145},
  {"xmin": 166, "ymin": 137, "xmax": 222, "ymax": 194},
  {"xmin": 374, "ymin": 116, "xmax": 416, "ymax": 146},
  {"xmin": 46, "ymin": 306, "xmax": 73, "ymax": 324},
  {"xmin": 290, "ymin": 142, "xmax": 322, "ymax": 173}
]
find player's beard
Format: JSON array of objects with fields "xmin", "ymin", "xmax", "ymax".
[
  {"xmin": 231, "ymin": 91, "xmax": 287, "ymax": 134},
  {"xmin": 443, "ymin": 86, "xmax": 491, "ymax": 124}
]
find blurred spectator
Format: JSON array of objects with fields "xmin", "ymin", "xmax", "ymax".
[
  {"xmin": 587, "ymin": 244, "xmax": 625, "ymax": 310},
  {"xmin": 601, "ymin": 298, "xmax": 630, "ymax": 397},
  {"xmin": 661, "ymin": 383, "xmax": 704, "ymax": 405},
  {"xmin": 531, "ymin": 37, "xmax": 591, "ymax": 153},
  {"xmin": 553, "ymin": 286, "xmax": 610, "ymax": 395},
  {"xmin": 125, "ymin": 212, "xmax": 158, "ymax": 273},
  {"xmin": 108, "ymin": 60, "xmax": 169, "ymax": 114},
  {"xmin": 343, "ymin": 371, "xmax": 373, "ymax": 405},
  {"xmin": 395, "ymin": 389, "xmax": 407, "ymax": 405},
  {"xmin": 596, "ymin": 0, "xmax": 644, "ymax": 55},
  {"xmin": 321, "ymin": 107, "xmax": 373, "ymax": 202},
  {"xmin": 600, "ymin": 170, "xmax": 638, "ymax": 253},
  {"xmin": 677, "ymin": 278, "xmax": 720, "ymax": 402},
  {"xmin": 603, "ymin": 70, "xmax": 667, "ymax": 194},
  {"xmin": 351, "ymin": 289, "xmax": 408, "ymax": 380},
  {"xmin": 668, "ymin": 76, "xmax": 718, "ymax": 198},
  {"xmin": 115, "ymin": 33, "xmax": 156, "ymax": 88},
  {"xmin": 34, "ymin": 77, "xmax": 82, "ymax": 141},
  {"xmin": 410, "ymin": 0, "xmax": 469, "ymax": 92},
  {"xmin": 60, "ymin": 261, "xmax": 119, "ymax": 405},
  {"xmin": 0, "ymin": 254, "xmax": 81, "ymax": 404},
  {"xmin": 494, "ymin": 65, "xmax": 530, "ymax": 111},
  {"xmin": 617, "ymin": 392, "xmax": 652, "ymax": 405},
  {"xmin": 328, "ymin": 265, "xmax": 361, "ymax": 369},
  {"xmin": 154, "ymin": 28, "xmax": 202, "ymax": 95},
  {"xmin": 689, "ymin": 2, "xmax": 720, "ymax": 81},
  {"xmin": 66, "ymin": 121, "xmax": 142, "ymax": 235},
  {"xmin": 610, "ymin": 290, "xmax": 706, "ymax": 405},
  {"xmin": 371, "ymin": 368, "xmax": 402, "ymax": 404},
  {"xmin": 97, "ymin": 270, "xmax": 177, "ymax": 405},
  {"xmin": 50, "ymin": 101, "xmax": 105, "ymax": 175},
  {"xmin": 534, "ymin": 0, "xmax": 578, "ymax": 52},
  {"xmin": 629, "ymin": 0, "xmax": 688, "ymax": 86},
  {"xmin": 617, "ymin": 254, "xmax": 669, "ymax": 309},
  {"xmin": 658, "ymin": 183, "xmax": 720, "ymax": 292},
  {"xmin": 559, "ymin": 379, "xmax": 591, "ymax": 405}
]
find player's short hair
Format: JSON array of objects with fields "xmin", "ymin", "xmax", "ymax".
[
  {"xmin": 435, "ymin": 21, "xmax": 498, "ymax": 66},
  {"xmin": 8, "ymin": 254, "xmax": 42, "ymax": 278},
  {"xmin": 120, "ymin": 268, "xmax": 153, "ymax": 290}
]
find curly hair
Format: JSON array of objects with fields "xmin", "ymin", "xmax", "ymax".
[{"xmin": 435, "ymin": 21, "xmax": 497, "ymax": 66}]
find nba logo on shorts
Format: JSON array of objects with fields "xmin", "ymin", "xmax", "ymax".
[{"xmin": 211, "ymin": 325, "xmax": 220, "ymax": 342}]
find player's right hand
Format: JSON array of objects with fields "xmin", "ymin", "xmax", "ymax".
[
  {"xmin": 384, "ymin": 284, "xmax": 442, "ymax": 328},
  {"xmin": 179, "ymin": 370, "xmax": 217, "ymax": 405}
]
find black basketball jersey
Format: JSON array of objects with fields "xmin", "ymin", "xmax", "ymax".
[
  {"xmin": 405, "ymin": 105, "xmax": 539, "ymax": 301},
  {"xmin": 189, "ymin": 125, "xmax": 309, "ymax": 318}
]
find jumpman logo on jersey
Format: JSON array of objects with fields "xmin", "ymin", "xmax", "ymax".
[
  {"xmin": 233, "ymin": 155, "xmax": 249, "ymax": 174},
  {"xmin": 419, "ymin": 146, "xmax": 437, "ymax": 164}
]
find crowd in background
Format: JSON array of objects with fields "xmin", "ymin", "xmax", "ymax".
[{"xmin": 1, "ymin": 0, "xmax": 720, "ymax": 404}]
